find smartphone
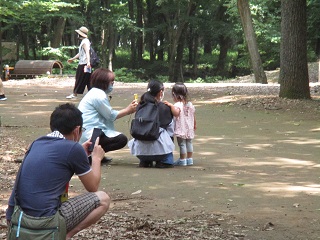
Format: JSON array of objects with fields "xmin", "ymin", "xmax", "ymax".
[
  {"xmin": 134, "ymin": 93, "xmax": 138, "ymax": 101},
  {"xmin": 84, "ymin": 66, "xmax": 92, "ymax": 73},
  {"xmin": 88, "ymin": 128, "xmax": 102, "ymax": 152}
]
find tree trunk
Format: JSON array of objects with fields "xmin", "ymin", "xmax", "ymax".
[
  {"xmin": 108, "ymin": 25, "xmax": 115, "ymax": 71},
  {"xmin": 66, "ymin": 21, "xmax": 77, "ymax": 57},
  {"xmin": 237, "ymin": 0, "xmax": 267, "ymax": 84},
  {"xmin": 174, "ymin": 33, "xmax": 186, "ymax": 82},
  {"xmin": 187, "ymin": 28, "xmax": 194, "ymax": 65},
  {"xmin": 51, "ymin": 17, "xmax": 66, "ymax": 48},
  {"xmin": 0, "ymin": 22, "xmax": 2, "ymax": 64},
  {"xmin": 279, "ymin": 0, "xmax": 310, "ymax": 99},
  {"xmin": 192, "ymin": 35, "xmax": 199, "ymax": 78},
  {"xmin": 146, "ymin": 0, "xmax": 155, "ymax": 62},
  {"xmin": 203, "ymin": 38, "xmax": 212, "ymax": 55},
  {"xmin": 216, "ymin": 35, "xmax": 231, "ymax": 76},
  {"xmin": 100, "ymin": 0, "xmax": 110, "ymax": 69},
  {"xmin": 156, "ymin": 32, "xmax": 164, "ymax": 61},
  {"xmin": 20, "ymin": 26, "xmax": 29, "ymax": 60},
  {"xmin": 128, "ymin": 0, "xmax": 137, "ymax": 68},
  {"xmin": 316, "ymin": 38, "xmax": 320, "ymax": 82},
  {"xmin": 316, "ymin": 38, "xmax": 320, "ymax": 59},
  {"xmin": 136, "ymin": 0, "xmax": 143, "ymax": 66},
  {"xmin": 167, "ymin": 2, "xmax": 196, "ymax": 82}
]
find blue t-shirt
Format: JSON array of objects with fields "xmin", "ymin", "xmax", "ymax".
[{"xmin": 6, "ymin": 136, "xmax": 91, "ymax": 220}]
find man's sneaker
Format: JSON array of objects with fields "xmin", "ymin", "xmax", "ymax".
[
  {"xmin": 187, "ymin": 158, "xmax": 194, "ymax": 166},
  {"xmin": 0, "ymin": 94, "xmax": 7, "ymax": 101},
  {"xmin": 174, "ymin": 159, "xmax": 187, "ymax": 166},
  {"xmin": 66, "ymin": 94, "xmax": 77, "ymax": 99}
]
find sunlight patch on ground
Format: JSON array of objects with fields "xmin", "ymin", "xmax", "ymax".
[
  {"xmin": 248, "ymin": 182, "xmax": 320, "ymax": 197},
  {"xmin": 226, "ymin": 121, "xmax": 242, "ymax": 124},
  {"xmin": 181, "ymin": 180, "xmax": 198, "ymax": 184},
  {"xmin": 18, "ymin": 111, "xmax": 52, "ymax": 117},
  {"xmin": 196, "ymin": 95, "xmax": 251, "ymax": 104},
  {"xmin": 244, "ymin": 143, "xmax": 273, "ymax": 150},
  {"xmin": 199, "ymin": 151, "xmax": 218, "ymax": 156},
  {"xmin": 288, "ymin": 185, "xmax": 320, "ymax": 193},
  {"xmin": 276, "ymin": 131, "xmax": 298, "ymax": 135},
  {"xmin": 278, "ymin": 137, "xmax": 320, "ymax": 145},
  {"xmin": 310, "ymin": 127, "xmax": 320, "ymax": 132},
  {"xmin": 202, "ymin": 174, "xmax": 236, "ymax": 180},
  {"xmin": 197, "ymin": 137, "xmax": 224, "ymax": 142},
  {"xmin": 215, "ymin": 157, "xmax": 318, "ymax": 168},
  {"xmin": 275, "ymin": 157, "xmax": 319, "ymax": 167},
  {"xmin": 16, "ymin": 99, "xmax": 59, "ymax": 104}
]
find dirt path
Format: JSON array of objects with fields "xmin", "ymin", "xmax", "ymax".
[{"xmin": 1, "ymin": 77, "xmax": 320, "ymax": 239}]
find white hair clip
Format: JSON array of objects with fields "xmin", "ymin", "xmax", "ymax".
[{"xmin": 147, "ymin": 88, "xmax": 151, "ymax": 92}]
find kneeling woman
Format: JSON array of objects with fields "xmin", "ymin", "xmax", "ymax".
[
  {"xmin": 128, "ymin": 80, "xmax": 175, "ymax": 168},
  {"xmin": 78, "ymin": 68, "xmax": 137, "ymax": 156}
]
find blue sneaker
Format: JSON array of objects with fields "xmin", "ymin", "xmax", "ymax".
[
  {"xmin": 187, "ymin": 158, "xmax": 193, "ymax": 166},
  {"xmin": 174, "ymin": 159, "xmax": 187, "ymax": 166}
]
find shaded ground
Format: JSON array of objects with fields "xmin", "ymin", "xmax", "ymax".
[{"xmin": 0, "ymin": 76, "xmax": 320, "ymax": 239}]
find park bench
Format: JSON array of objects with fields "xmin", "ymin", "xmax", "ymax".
[{"xmin": 8, "ymin": 60, "xmax": 63, "ymax": 79}]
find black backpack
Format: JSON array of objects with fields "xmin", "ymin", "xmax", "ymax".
[
  {"xmin": 130, "ymin": 102, "xmax": 160, "ymax": 141},
  {"xmin": 90, "ymin": 46, "xmax": 100, "ymax": 68}
]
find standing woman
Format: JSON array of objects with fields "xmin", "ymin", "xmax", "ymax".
[{"xmin": 66, "ymin": 26, "xmax": 91, "ymax": 99}]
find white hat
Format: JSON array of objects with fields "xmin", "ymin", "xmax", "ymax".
[{"xmin": 75, "ymin": 26, "xmax": 88, "ymax": 38}]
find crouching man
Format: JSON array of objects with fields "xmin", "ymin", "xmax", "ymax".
[{"xmin": 6, "ymin": 103, "xmax": 110, "ymax": 239}]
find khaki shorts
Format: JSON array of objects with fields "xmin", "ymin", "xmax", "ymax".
[{"xmin": 60, "ymin": 192, "xmax": 100, "ymax": 232}]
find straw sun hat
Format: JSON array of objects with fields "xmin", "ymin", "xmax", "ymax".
[{"xmin": 75, "ymin": 26, "xmax": 88, "ymax": 38}]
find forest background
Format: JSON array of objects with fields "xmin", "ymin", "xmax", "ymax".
[{"xmin": 0, "ymin": 0, "xmax": 319, "ymax": 98}]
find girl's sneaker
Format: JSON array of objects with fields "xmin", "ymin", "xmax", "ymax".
[
  {"xmin": 187, "ymin": 158, "xmax": 193, "ymax": 166},
  {"xmin": 174, "ymin": 159, "xmax": 187, "ymax": 166}
]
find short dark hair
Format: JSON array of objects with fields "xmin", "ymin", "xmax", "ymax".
[
  {"xmin": 50, "ymin": 103, "xmax": 83, "ymax": 135},
  {"xmin": 90, "ymin": 68, "xmax": 115, "ymax": 91}
]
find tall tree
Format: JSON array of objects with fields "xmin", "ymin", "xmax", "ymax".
[
  {"xmin": 160, "ymin": 0, "xmax": 196, "ymax": 82},
  {"xmin": 237, "ymin": 0, "xmax": 267, "ymax": 83},
  {"xmin": 145, "ymin": 0, "xmax": 156, "ymax": 62},
  {"xmin": 136, "ymin": 0, "xmax": 144, "ymax": 66},
  {"xmin": 51, "ymin": 17, "xmax": 66, "ymax": 48},
  {"xmin": 128, "ymin": 0, "xmax": 137, "ymax": 68},
  {"xmin": 279, "ymin": 0, "xmax": 310, "ymax": 99}
]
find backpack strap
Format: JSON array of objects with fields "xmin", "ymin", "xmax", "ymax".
[{"xmin": 14, "ymin": 142, "xmax": 34, "ymax": 206}]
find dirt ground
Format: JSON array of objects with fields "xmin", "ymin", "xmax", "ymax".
[{"xmin": 0, "ymin": 76, "xmax": 320, "ymax": 239}]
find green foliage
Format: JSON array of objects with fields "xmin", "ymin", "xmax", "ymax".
[
  {"xmin": 113, "ymin": 49, "xmax": 131, "ymax": 69},
  {"xmin": 185, "ymin": 76, "xmax": 221, "ymax": 83},
  {"xmin": 40, "ymin": 46, "xmax": 78, "ymax": 73},
  {"xmin": 0, "ymin": 0, "xmax": 318, "ymax": 83},
  {"xmin": 114, "ymin": 68, "xmax": 145, "ymax": 83},
  {"xmin": 41, "ymin": 46, "xmax": 76, "ymax": 60},
  {"xmin": 154, "ymin": 75, "xmax": 169, "ymax": 82},
  {"xmin": 0, "ymin": 0, "xmax": 78, "ymax": 26}
]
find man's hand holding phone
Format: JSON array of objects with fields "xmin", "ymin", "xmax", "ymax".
[
  {"xmin": 91, "ymin": 137, "xmax": 105, "ymax": 164},
  {"xmin": 88, "ymin": 128, "xmax": 102, "ymax": 152}
]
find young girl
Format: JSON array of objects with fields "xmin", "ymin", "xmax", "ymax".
[{"xmin": 165, "ymin": 82, "xmax": 196, "ymax": 166}]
